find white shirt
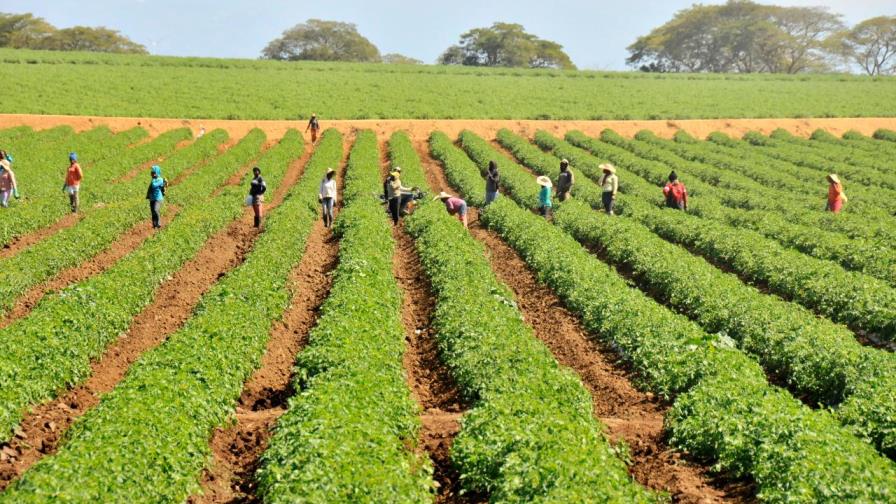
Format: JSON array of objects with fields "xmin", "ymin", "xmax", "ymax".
[{"xmin": 319, "ymin": 178, "xmax": 337, "ymax": 200}]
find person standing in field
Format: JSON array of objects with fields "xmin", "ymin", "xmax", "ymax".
[
  {"xmin": 598, "ymin": 163, "xmax": 618, "ymax": 215},
  {"xmin": 537, "ymin": 175, "xmax": 553, "ymax": 219},
  {"xmin": 249, "ymin": 166, "xmax": 267, "ymax": 228},
  {"xmin": 663, "ymin": 171, "xmax": 688, "ymax": 211},
  {"xmin": 556, "ymin": 159, "xmax": 574, "ymax": 201},
  {"xmin": 484, "ymin": 160, "xmax": 500, "ymax": 204},
  {"xmin": 64, "ymin": 152, "xmax": 83, "ymax": 213},
  {"xmin": 386, "ymin": 170, "xmax": 410, "ymax": 225},
  {"xmin": 319, "ymin": 168, "xmax": 337, "ymax": 228},
  {"xmin": 146, "ymin": 165, "xmax": 167, "ymax": 229},
  {"xmin": 305, "ymin": 113, "xmax": 321, "ymax": 144},
  {"xmin": 826, "ymin": 174, "xmax": 847, "ymax": 213},
  {"xmin": 435, "ymin": 191, "xmax": 468, "ymax": 228},
  {"xmin": 0, "ymin": 151, "xmax": 17, "ymax": 208}
]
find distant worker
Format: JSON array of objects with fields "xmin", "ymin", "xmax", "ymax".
[
  {"xmin": 598, "ymin": 163, "xmax": 618, "ymax": 215},
  {"xmin": 537, "ymin": 175, "xmax": 553, "ymax": 219},
  {"xmin": 435, "ymin": 191, "xmax": 468, "ymax": 228},
  {"xmin": 485, "ymin": 160, "xmax": 500, "ymax": 204},
  {"xmin": 198, "ymin": 126, "xmax": 206, "ymax": 138},
  {"xmin": 64, "ymin": 152, "xmax": 83, "ymax": 213},
  {"xmin": 663, "ymin": 171, "xmax": 688, "ymax": 211},
  {"xmin": 0, "ymin": 151, "xmax": 18, "ymax": 208},
  {"xmin": 306, "ymin": 113, "xmax": 321, "ymax": 143},
  {"xmin": 826, "ymin": 174, "xmax": 847, "ymax": 213},
  {"xmin": 386, "ymin": 169, "xmax": 410, "ymax": 225},
  {"xmin": 146, "ymin": 165, "xmax": 167, "ymax": 229},
  {"xmin": 557, "ymin": 159, "xmax": 574, "ymax": 201},
  {"xmin": 319, "ymin": 168, "xmax": 337, "ymax": 228},
  {"xmin": 249, "ymin": 166, "xmax": 267, "ymax": 228}
]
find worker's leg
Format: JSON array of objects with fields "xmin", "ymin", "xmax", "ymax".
[
  {"xmin": 602, "ymin": 191, "xmax": 613, "ymax": 214},
  {"xmin": 150, "ymin": 200, "xmax": 161, "ymax": 228},
  {"xmin": 0, "ymin": 190, "xmax": 9, "ymax": 208},
  {"xmin": 69, "ymin": 187, "xmax": 79, "ymax": 213},
  {"xmin": 311, "ymin": 129, "xmax": 318, "ymax": 143},
  {"xmin": 388, "ymin": 197, "xmax": 400, "ymax": 224},
  {"xmin": 460, "ymin": 202, "xmax": 468, "ymax": 228},
  {"xmin": 253, "ymin": 202, "xmax": 262, "ymax": 227}
]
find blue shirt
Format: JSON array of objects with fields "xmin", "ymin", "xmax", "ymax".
[
  {"xmin": 147, "ymin": 177, "xmax": 165, "ymax": 201},
  {"xmin": 539, "ymin": 186, "xmax": 552, "ymax": 208}
]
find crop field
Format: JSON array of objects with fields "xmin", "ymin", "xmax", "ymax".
[
  {"xmin": 2, "ymin": 48, "xmax": 896, "ymax": 120},
  {"xmin": 0, "ymin": 116, "xmax": 895, "ymax": 504}
]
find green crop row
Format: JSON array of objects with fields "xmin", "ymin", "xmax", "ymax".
[
  {"xmin": 563, "ymin": 130, "xmax": 896, "ymax": 339},
  {"xmin": 798, "ymin": 129, "xmax": 896, "ymax": 174},
  {"xmin": 494, "ymin": 129, "xmax": 896, "ymax": 455},
  {"xmin": 258, "ymin": 130, "xmax": 433, "ymax": 503},
  {"xmin": 817, "ymin": 129, "xmax": 896, "ymax": 160},
  {"xmin": 622, "ymin": 131, "xmax": 896, "ymax": 286},
  {"xmin": 2, "ymin": 130, "xmax": 320, "ymax": 503},
  {"xmin": 0, "ymin": 129, "xmax": 267, "ymax": 444},
  {"xmin": 0, "ymin": 126, "xmax": 150, "ymax": 247},
  {"xmin": 423, "ymin": 131, "xmax": 658, "ymax": 502},
  {"xmin": 427, "ymin": 134, "xmax": 896, "ymax": 501},
  {"xmin": 0, "ymin": 126, "xmax": 33, "ymax": 143},
  {"xmin": 873, "ymin": 128, "xmax": 896, "ymax": 141},
  {"xmin": 0, "ymin": 129, "xmax": 228, "ymax": 316}
]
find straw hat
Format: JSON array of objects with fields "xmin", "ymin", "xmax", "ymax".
[
  {"xmin": 536, "ymin": 176, "xmax": 553, "ymax": 188},
  {"xmin": 599, "ymin": 163, "xmax": 616, "ymax": 174},
  {"xmin": 433, "ymin": 191, "xmax": 453, "ymax": 201},
  {"xmin": 390, "ymin": 171, "xmax": 400, "ymax": 178},
  {"xmin": 828, "ymin": 174, "xmax": 841, "ymax": 184},
  {"xmin": 326, "ymin": 168, "xmax": 335, "ymax": 175},
  {"xmin": 393, "ymin": 166, "xmax": 402, "ymax": 172},
  {"xmin": 560, "ymin": 158, "xmax": 570, "ymax": 166}
]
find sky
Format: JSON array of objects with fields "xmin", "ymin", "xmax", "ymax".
[{"xmin": 2, "ymin": 0, "xmax": 894, "ymax": 70}]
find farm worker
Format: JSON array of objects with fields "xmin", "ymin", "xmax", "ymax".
[
  {"xmin": 319, "ymin": 168, "xmax": 337, "ymax": 229},
  {"xmin": 0, "ymin": 151, "xmax": 17, "ymax": 208},
  {"xmin": 435, "ymin": 191, "xmax": 468, "ymax": 228},
  {"xmin": 556, "ymin": 159, "xmax": 574, "ymax": 201},
  {"xmin": 598, "ymin": 163, "xmax": 619, "ymax": 215},
  {"xmin": 198, "ymin": 126, "xmax": 206, "ymax": 138},
  {"xmin": 663, "ymin": 171, "xmax": 688, "ymax": 211},
  {"xmin": 249, "ymin": 166, "xmax": 267, "ymax": 228},
  {"xmin": 484, "ymin": 160, "xmax": 500, "ymax": 204},
  {"xmin": 826, "ymin": 174, "xmax": 847, "ymax": 213},
  {"xmin": 305, "ymin": 113, "xmax": 321, "ymax": 143},
  {"xmin": 383, "ymin": 166, "xmax": 401, "ymax": 201},
  {"xmin": 146, "ymin": 165, "xmax": 167, "ymax": 229},
  {"xmin": 64, "ymin": 152, "xmax": 83, "ymax": 213},
  {"xmin": 537, "ymin": 175, "xmax": 553, "ymax": 219},
  {"xmin": 386, "ymin": 170, "xmax": 410, "ymax": 225}
]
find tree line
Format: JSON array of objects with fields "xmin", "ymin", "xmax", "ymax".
[
  {"xmin": 627, "ymin": 0, "xmax": 896, "ymax": 75},
  {"xmin": 0, "ymin": 12, "xmax": 146, "ymax": 54}
]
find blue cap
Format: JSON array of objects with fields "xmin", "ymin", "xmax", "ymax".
[{"xmin": 69, "ymin": 152, "xmax": 77, "ymax": 162}]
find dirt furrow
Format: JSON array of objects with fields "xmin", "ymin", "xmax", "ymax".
[
  {"xmin": 0, "ymin": 146, "xmax": 312, "ymax": 491},
  {"xmin": 0, "ymin": 212, "xmax": 83, "ymax": 260},
  {"xmin": 190, "ymin": 139, "xmax": 348, "ymax": 504},
  {"xmin": 414, "ymin": 140, "xmax": 753, "ymax": 502}
]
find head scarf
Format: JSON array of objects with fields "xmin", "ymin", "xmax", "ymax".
[
  {"xmin": 151, "ymin": 165, "xmax": 162, "ymax": 177},
  {"xmin": 69, "ymin": 152, "xmax": 78, "ymax": 162}
]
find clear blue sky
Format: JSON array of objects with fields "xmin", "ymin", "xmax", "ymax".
[{"xmin": 3, "ymin": 0, "xmax": 894, "ymax": 69}]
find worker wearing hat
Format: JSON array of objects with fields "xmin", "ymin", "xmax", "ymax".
[
  {"xmin": 64, "ymin": 152, "xmax": 83, "ymax": 213},
  {"xmin": 435, "ymin": 191, "xmax": 468, "ymax": 228},
  {"xmin": 537, "ymin": 175, "xmax": 553, "ymax": 219},
  {"xmin": 826, "ymin": 173, "xmax": 847, "ymax": 213},
  {"xmin": 319, "ymin": 167, "xmax": 337, "ymax": 228},
  {"xmin": 598, "ymin": 163, "xmax": 618, "ymax": 215},
  {"xmin": 385, "ymin": 169, "xmax": 410, "ymax": 225},
  {"xmin": 305, "ymin": 113, "xmax": 321, "ymax": 143},
  {"xmin": 557, "ymin": 159, "xmax": 575, "ymax": 202}
]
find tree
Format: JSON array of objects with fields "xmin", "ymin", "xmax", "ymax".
[
  {"xmin": 382, "ymin": 53, "xmax": 422, "ymax": 65},
  {"xmin": 37, "ymin": 26, "xmax": 147, "ymax": 54},
  {"xmin": 0, "ymin": 13, "xmax": 54, "ymax": 48},
  {"xmin": 627, "ymin": 0, "xmax": 842, "ymax": 73},
  {"xmin": 438, "ymin": 22, "xmax": 576, "ymax": 70},
  {"xmin": 833, "ymin": 16, "xmax": 896, "ymax": 76},
  {"xmin": 262, "ymin": 19, "xmax": 380, "ymax": 62}
]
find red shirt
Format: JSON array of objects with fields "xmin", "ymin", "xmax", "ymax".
[{"xmin": 66, "ymin": 162, "xmax": 83, "ymax": 187}]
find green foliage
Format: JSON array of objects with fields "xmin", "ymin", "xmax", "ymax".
[
  {"xmin": 2, "ymin": 48, "xmax": 895, "ymax": 120},
  {"xmin": 0, "ymin": 12, "xmax": 146, "ymax": 53},
  {"xmin": 409, "ymin": 132, "xmax": 657, "ymax": 502},
  {"xmin": 1, "ymin": 130, "xmax": 313, "ymax": 503},
  {"xmin": 262, "ymin": 19, "xmax": 380, "ymax": 62},
  {"xmin": 832, "ymin": 16, "xmax": 896, "ymax": 76},
  {"xmin": 0, "ymin": 129, "xmax": 268, "ymax": 445},
  {"xmin": 439, "ymin": 22, "xmax": 575, "ymax": 70},
  {"xmin": 257, "ymin": 130, "xmax": 434, "ymax": 503},
  {"xmin": 874, "ymin": 128, "xmax": 896, "ymax": 141}
]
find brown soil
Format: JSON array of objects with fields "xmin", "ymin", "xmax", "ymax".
[
  {"xmin": 4, "ymin": 114, "xmax": 896, "ymax": 144},
  {"xmin": 0, "ymin": 212, "xmax": 83, "ymax": 260},
  {"xmin": 413, "ymin": 139, "xmax": 753, "ymax": 502},
  {"xmin": 190, "ymin": 139, "xmax": 348, "ymax": 504}
]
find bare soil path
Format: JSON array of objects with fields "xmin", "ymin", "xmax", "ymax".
[
  {"xmin": 414, "ymin": 139, "xmax": 754, "ymax": 503},
  {"xmin": 189, "ymin": 137, "xmax": 350, "ymax": 504}
]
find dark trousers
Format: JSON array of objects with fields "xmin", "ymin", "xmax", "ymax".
[
  {"xmin": 388, "ymin": 197, "xmax": 400, "ymax": 224},
  {"xmin": 602, "ymin": 191, "xmax": 615, "ymax": 214},
  {"xmin": 149, "ymin": 200, "xmax": 162, "ymax": 228},
  {"xmin": 539, "ymin": 206, "xmax": 552, "ymax": 219}
]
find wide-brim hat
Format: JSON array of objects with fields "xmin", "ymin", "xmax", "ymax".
[
  {"xmin": 828, "ymin": 173, "xmax": 841, "ymax": 184},
  {"xmin": 599, "ymin": 163, "xmax": 616, "ymax": 174},
  {"xmin": 326, "ymin": 168, "xmax": 336, "ymax": 175},
  {"xmin": 393, "ymin": 166, "xmax": 401, "ymax": 172},
  {"xmin": 536, "ymin": 176, "xmax": 553, "ymax": 188},
  {"xmin": 433, "ymin": 191, "xmax": 453, "ymax": 201}
]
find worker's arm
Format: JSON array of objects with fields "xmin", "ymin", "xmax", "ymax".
[{"xmin": 612, "ymin": 176, "xmax": 618, "ymax": 196}]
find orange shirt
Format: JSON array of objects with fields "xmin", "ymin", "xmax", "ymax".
[
  {"xmin": 66, "ymin": 162, "xmax": 83, "ymax": 187},
  {"xmin": 827, "ymin": 183, "xmax": 843, "ymax": 205}
]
